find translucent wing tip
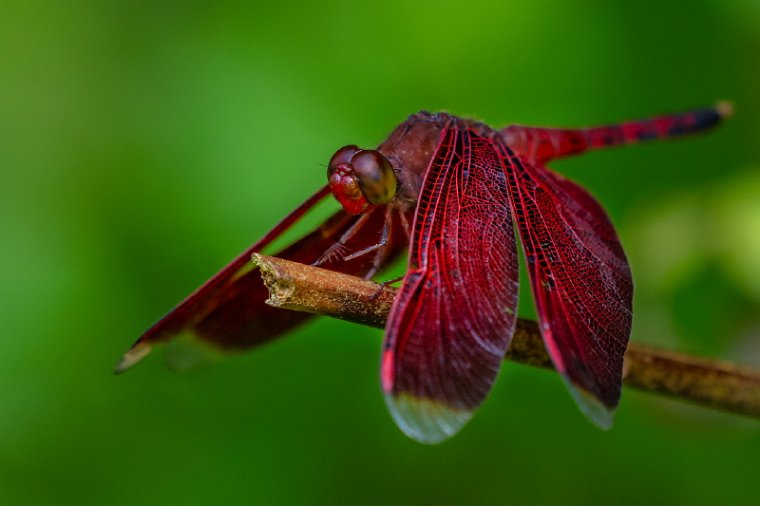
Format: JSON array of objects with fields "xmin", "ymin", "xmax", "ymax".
[
  {"xmin": 114, "ymin": 331, "xmax": 225, "ymax": 375},
  {"xmin": 163, "ymin": 330, "xmax": 224, "ymax": 372},
  {"xmin": 715, "ymin": 100, "xmax": 734, "ymax": 119},
  {"xmin": 563, "ymin": 377, "xmax": 615, "ymax": 430},
  {"xmin": 113, "ymin": 341, "xmax": 153, "ymax": 374},
  {"xmin": 385, "ymin": 392, "xmax": 473, "ymax": 444}
]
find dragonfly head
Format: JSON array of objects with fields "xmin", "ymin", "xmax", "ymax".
[{"xmin": 327, "ymin": 145, "xmax": 397, "ymax": 215}]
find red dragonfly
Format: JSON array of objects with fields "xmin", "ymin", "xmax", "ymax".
[{"xmin": 117, "ymin": 103, "xmax": 731, "ymax": 443}]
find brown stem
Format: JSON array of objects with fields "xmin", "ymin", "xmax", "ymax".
[{"xmin": 251, "ymin": 254, "xmax": 760, "ymax": 420}]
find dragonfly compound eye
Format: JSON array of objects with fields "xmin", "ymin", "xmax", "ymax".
[
  {"xmin": 350, "ymin": 150, "xmax": 397, "ymax": 205},
  {"xmin": 328, "ymin": 144, "xmax": 368, "ymax": 215},
  {"xmin": 328, "ymin": 145, "xmax": 361, "ymax": 173}
]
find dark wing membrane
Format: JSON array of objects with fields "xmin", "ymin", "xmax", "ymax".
[
  {"xmin": 117, "ymin": 186, "xmax": 408, "ymax": 372},
  {"xmin": 381, "ymin": 128, "xmax": 519, "ymax": 444},
  {"xmin": 497, "ymin": 142, "xmax": 632, "ymax": 427}
]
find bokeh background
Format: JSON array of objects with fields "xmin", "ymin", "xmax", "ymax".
[{"xmin": 2, "ymin": 1, "xmax": 759, "ymax": 504}]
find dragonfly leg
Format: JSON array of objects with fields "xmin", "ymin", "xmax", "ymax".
[
  {"xmin": 500, "ymin": 102, "xmax": 732, "ymax": 163},
  {"xmin": 353, "ymin": 207, "xmax": 394, "ymax": 280},
  {"xmin": 398, "ymin": 210, "xmax": 412, "ymax": 242},
  {"xmin": 314, "ymin": 205, "xmax": 396, "ymax": 273},
  {"xmin": 344, "ymin": 239, "xmax": 388, "ymax": 262},
  {"xmin": 366, "ymin": 274, "xmax": 405, "ymax": 300},
  {"xmin": 313, "ymin": 212, "xmax": 373, "ymax": 266}
]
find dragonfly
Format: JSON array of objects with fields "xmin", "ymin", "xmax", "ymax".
[{"xmin": 117, "ymin": 103, "xmax": 731, "ymax": 443}]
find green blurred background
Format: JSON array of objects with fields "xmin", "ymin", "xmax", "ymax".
[{"xmin": 2, "ymin": 0, "xmax": 759, "ymax": 504}]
